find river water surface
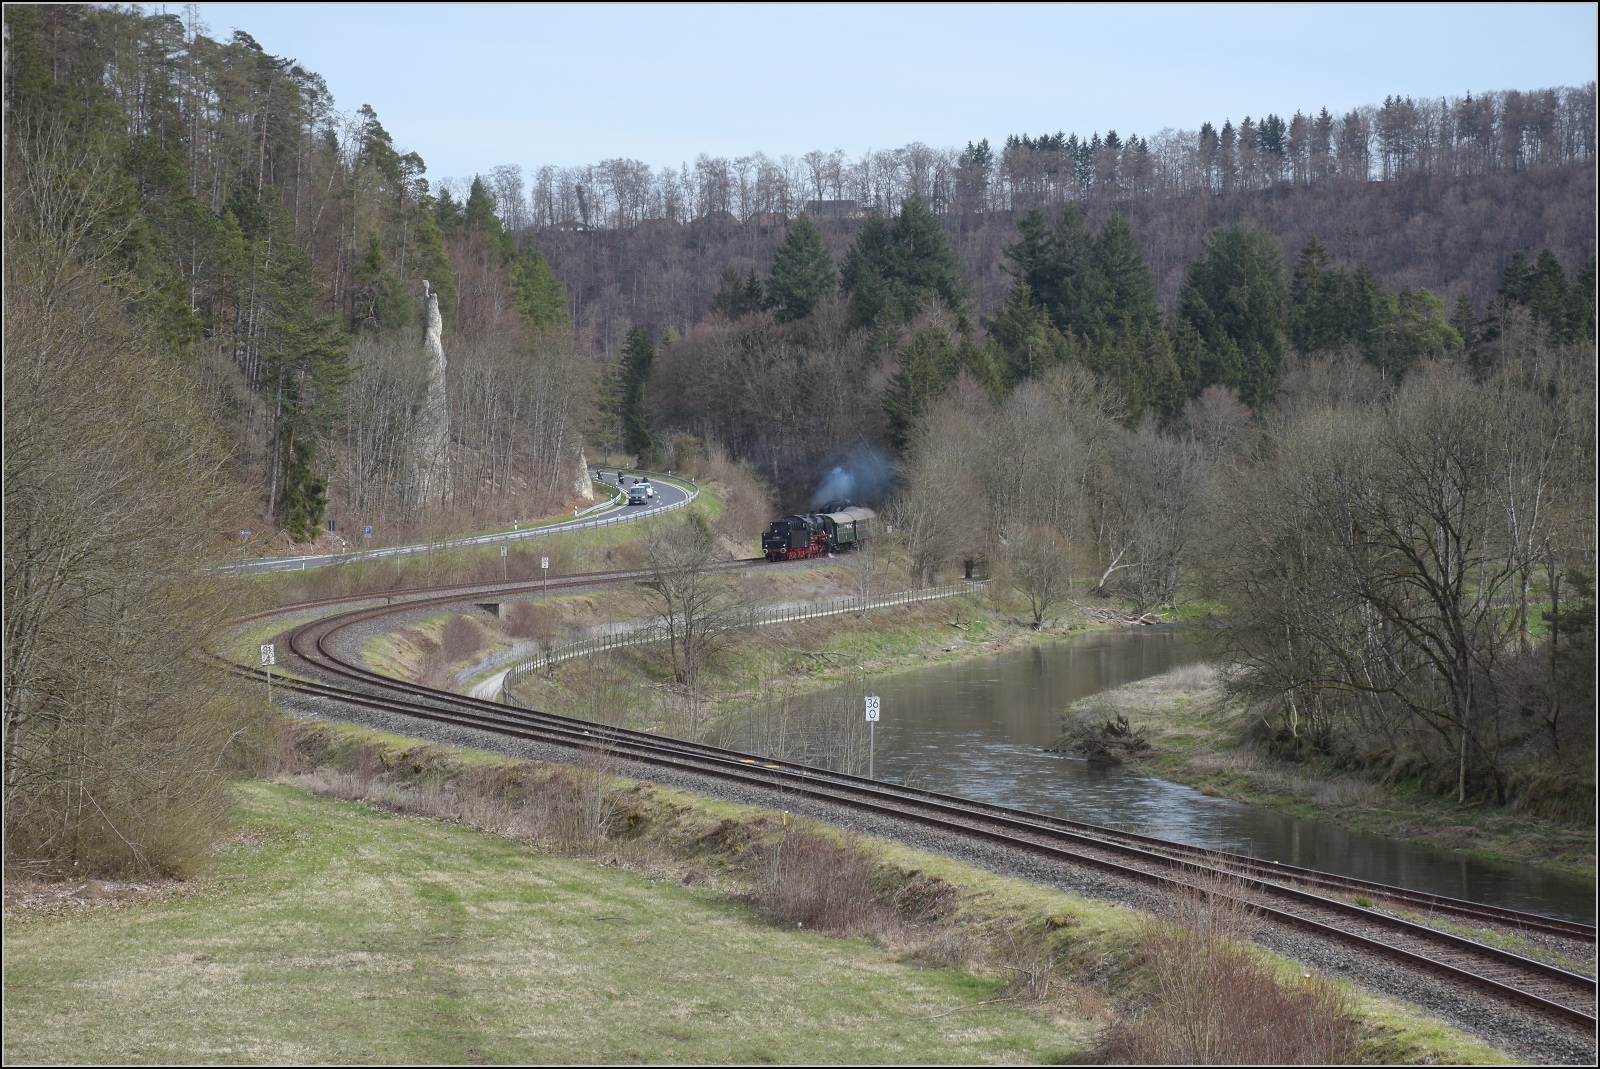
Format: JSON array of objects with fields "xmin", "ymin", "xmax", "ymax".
[{"xmin": 726, "ymin": 628, "xmax": 1594, "ymax": 924}]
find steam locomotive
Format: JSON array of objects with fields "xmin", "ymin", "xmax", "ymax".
[{"xmin": 762, "ymin": 503, "xmax": 877, "ymax": 562}]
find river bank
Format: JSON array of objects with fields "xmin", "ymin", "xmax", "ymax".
[
  {"xmin": 1066, "ymin": 666, "xmax": 1596, "ymax": 881},
  {"xmin": 500, "ymin": 585, "xmax": 1133, "ymax": 742}
]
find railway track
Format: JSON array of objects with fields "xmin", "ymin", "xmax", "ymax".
[
  {"xmin": 240, "ymin": 574, "xmax": 1597, "ymax": 1030},
  {"xmin": 235, "ymin": 558, "xmax": 768, "ymax": 625}
]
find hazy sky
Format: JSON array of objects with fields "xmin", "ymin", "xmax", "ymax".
[{"xmin": 189, "ymin": 2, "xmax": 1597, "ymax": 183}]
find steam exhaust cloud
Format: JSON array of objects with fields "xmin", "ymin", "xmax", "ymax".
[{"xmin": 810, "ymin": 446, "xmax": 895, "ymax": 509}]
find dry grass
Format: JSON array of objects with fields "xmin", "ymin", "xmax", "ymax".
[
  {"xmin": 1096, "ymin": 879, "xmax": 1358, "ymax": 1064},
  {"xmin": 751, "ymin": 824, "xmax": 900, "ymax": 939},
  {"xmin": 1166, "ymin": 662, "xmax": 1220, "ymax": 691}
]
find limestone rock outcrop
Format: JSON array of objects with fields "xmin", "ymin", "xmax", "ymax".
[
  {"xmin": 413, "ymin": 280, "xmax": 451, "ymax": 508},
  {"xmin": 575, "ymin": 449, "xmax": 595, "ymax": 501}
]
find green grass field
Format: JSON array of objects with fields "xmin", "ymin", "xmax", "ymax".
[{"xmin": 2, "ymin": 783, "xmax": 1092, "ymax": 1065}]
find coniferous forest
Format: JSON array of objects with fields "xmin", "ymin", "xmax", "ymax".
[{"xmin": 3, "ymin": 3, "xmax": 1594, "ymax": 875}]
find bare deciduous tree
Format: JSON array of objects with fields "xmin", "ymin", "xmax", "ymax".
[{"xmin": 4, "ymin": 122, "xmax": 260, "ymax": 876}]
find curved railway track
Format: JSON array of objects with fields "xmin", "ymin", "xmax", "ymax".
[{"xmin": 239, "ymin": 571, "xmax": 1597, "ymax": 1030}]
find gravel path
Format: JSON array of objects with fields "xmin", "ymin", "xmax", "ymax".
[{"xmin": 278, "ymin": 683, "xmax": 1596, "ymax": 1064}]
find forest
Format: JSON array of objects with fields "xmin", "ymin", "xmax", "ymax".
[{"xmin": 2, "ymin": 3, "xmax": 1594, "ymax": 875}]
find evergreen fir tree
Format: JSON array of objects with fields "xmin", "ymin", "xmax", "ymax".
[
  {"xmin": 1572, "ymin": 256, "xmax": 1597, "ymax": 341},
  {"xmin": 1497, "ymin": 251, "xmax": 1535, "ymax": 304},
  {"xmin": 764, "ymin": 214, "xmax": 836, "ymax": 322},
  {"xmin": 710, "ymin": 267, "xmax": 747, "ymax": 319},
  {"xmin": 618, "ymin": 327, "xmax": 657, "ymax": 462},
  {"xmin": 1177, "ymin": 226, "xmax": 1287, "ymax": 408},
  {"xmin": 510, "ymin": 241, "xmax": 566, "ymax": 326},
  {"xmin": 743, "ymin": 270, "xmax": 765, "ymax": 313},
  {"xmin": 883, "ymin": 326, "xmax": 960, "ymax": 450},
  {"xmin": 839, "ymin": 212, "xmax": 893, "ymax": 326},
  {"xmin": 1090, "ymin": 213, "xmax": 1160, "ymax": 334},
  {"xmin": 463, "ymin": 176, "xmax": 501, "ymax": 237},
  {"xmin": 1288, "ymin": 237, "xmax": 1351, "ymax": 353},
  {"xmin": 709, "ymin": 267, "xmax": 765, "ymax": 319},
  {"xmin": 1343, "ymin": 265, "xmax": 1384, "ymax": 358},
  {"xmin": 840, "ymin": 199, "xmax": 966, "ymax": 328},
  {"xmin": 1004, "ymin": 206, "xmax": 1097, "ymax": 337},
  {"xmin": 983, "ymin": 283, "xmax": 1071, "ymax": 387}
]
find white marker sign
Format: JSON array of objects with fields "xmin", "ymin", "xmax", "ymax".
[
  {"xmin": 864, "ymin": 695, "xmax": 880, "ymax": 722},
  {"xmin": 260, "ymin": 644, "xmax": 276, "ymax": 667},
  {"xmin": 540, "ymin": 557, "xmax": 549, "ymax": 570}
]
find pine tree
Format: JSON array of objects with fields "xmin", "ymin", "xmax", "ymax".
[
  {"xmin": 839, "ymin": 212, "xmax": 893, "ymax": 327},
  {"xmin": 618, "ymin": 327, "xmax": 657, "ymax": 462},
  {"xmin": 1004, "ymin": 206, "xmax": 1096, "ymax": 337},
  {"xmin": 1090, "ymin": 213, "xmax": 1159, "ymax": 334},
  {"xmin": 1288, "ymin": 237, "xmax": 1350, "ymax": 353},
  {"xmin": 883, "ymin": 326, "xmax": 960, "ymax": 450},
  {"xmin": 887, "ymin": 197, "xmax": 966, "ymax": 321},
  {"xmin": 983, "ymin": 283, "xmax": 1071, "ymax": 387},
  {"xmin": 764, "ymin": 214, "xmax": 835, "ymax": 322},
  {"xmin": 1572, "ymin": 256, "xmax": 1597, "ymax": 341},
  {"xmin": 1527, "ymin": 250, "xmax": 1572, "ymax": 338},
  {"xmin": 1177, "ymin": 226, "xmax": 1288, "ymax": 408},
  {"xmin": 710, "ymin": 267, "xmax": 765, "ymax": 319},
  {"xmin": 510, "ymin": 240, "xmax": 566, "ymax": 327},
  {"xmin": 463, "ymin": 176, "xmax": 501, "ymax": 237},
  {"xmin": 1343, "ymin": 265, "xmax": 1384, "ymax": 358},
  {"xmin": 840, "ymin": 199, "xmax": 966, "ymax": 328},
  {"xmin": 743, "ymin": 270, "xmax": 765, "ymax": 313},
  {"xmin": 1449, "ymin": 293, "xmax": 1478, "ymax": 351},
  {"xmin": 710, "ymin": 267, "xmax": 747, "ymax": 319}
]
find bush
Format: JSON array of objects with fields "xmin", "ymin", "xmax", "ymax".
[
  {"xmin": 1096, "ymin": 884, "xmax": 1356, "ymax": 1064},
  {"xmin": 440, "ymin": 614, "xmax": 483, "ymax": 662},
  {"xmin": 752, "ymin": 824, "xmax": 899, "ymax": 939}
]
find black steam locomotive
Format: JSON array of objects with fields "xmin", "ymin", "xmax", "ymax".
[{"xmin": 762, "ymin": 503, "xmax": 876, "ymax": 562}]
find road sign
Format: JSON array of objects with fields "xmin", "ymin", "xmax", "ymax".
[
  {"xmin": 540, "ymin": 556, "xmax": 549, "ymax": 570},
  {"xmin": 500, "ymin": 545, "xmax": 508, "ymax": 556},
  {"xmin": 363, "ymin": 525, "xmax": 372, "ymax": 537},
  {"xmin": 239, "ymin": 529, "xmax": 252, "ymax": 538},
  {"xmin": 864, "ymin": 695, "xmax": 880, "ymax": 721}
]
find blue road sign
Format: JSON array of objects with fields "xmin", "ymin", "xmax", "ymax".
[{"xmin": 363, "ymin": 525, "xmax": 373, "ymax": 537}]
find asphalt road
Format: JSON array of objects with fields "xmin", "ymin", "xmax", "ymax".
[{"xmin": 222, "ymin": 470, "xmax": 693, "ymax": 577}]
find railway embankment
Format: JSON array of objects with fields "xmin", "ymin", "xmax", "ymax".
[
  {"xmin": 8, "ymin": 715, "xmax": 1510, "ymax": 1064},
  {"xmin": 3, "ymin": 779, "xmax": 1089, "ymax": 1064},
  {"xmin": 200, "ymin": 577, "xmax": 1595, "ymax": 1060},
  {"xmin": 1059, "ymin": 666, "xmax": 1597, "ymax": 882}
]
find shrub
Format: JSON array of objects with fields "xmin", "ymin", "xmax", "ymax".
[
  {"xmin": 1096, "ymin": 884, "xmax": 1356, "ymax": 1064},
  {"xmin": 440, "ymin": 614, "xmax": 483, "ymax": 661},
  {"xmin": 752, "ymin": 824, "xmax": 899, "ymax": 939}
]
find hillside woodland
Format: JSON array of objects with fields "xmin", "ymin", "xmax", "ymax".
[{"xmin": 2, "ymin": 3, "xmax": 1593, "ymax": 877}]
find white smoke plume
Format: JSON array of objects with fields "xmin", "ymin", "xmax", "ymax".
[{"xmin": 810, "ymin": 446, "xmax": 895, "ymax": 509}]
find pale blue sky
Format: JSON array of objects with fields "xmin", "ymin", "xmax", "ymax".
[{"xmin": 188, "ymin": 3, "xmax": 1597, "ymax": 182}]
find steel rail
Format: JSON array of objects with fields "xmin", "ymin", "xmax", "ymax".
[
  {"xmin": 266, "ymin": 584, "xmax": 1595, "ymax": 941},
  {"xmin": 258, "ymin": 662, "xmax": 1596, "ymax": 1029},
  {"xmin": 251, "ymin": 594, "xmax": 1598, "ymax": 1029}
]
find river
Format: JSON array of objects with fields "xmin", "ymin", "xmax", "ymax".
[{"xmin": 716, "ymin": 627, "xmax": 1595, "ymax": 924}]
